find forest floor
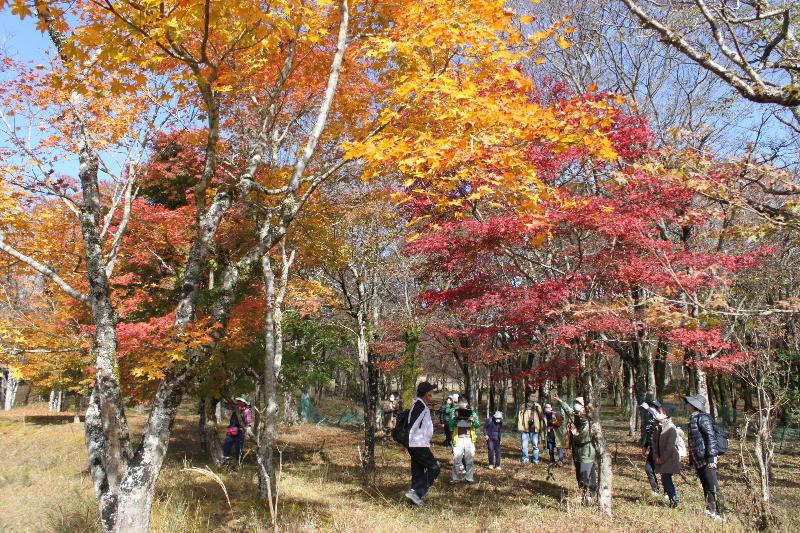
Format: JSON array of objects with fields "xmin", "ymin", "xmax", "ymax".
[{"xmin": 1, "ymin": 400, "xmax": 799, "ymax": 533}]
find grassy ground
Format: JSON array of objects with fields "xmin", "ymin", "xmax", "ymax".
[{"xmin": 1, "ymin": 402, "xmax": 799, "ymax": 532}]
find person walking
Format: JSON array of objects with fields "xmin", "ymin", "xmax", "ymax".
[
  {"xmin": 543, "ymin": 403, "xmax": 565, "ymax": 467},
  {"xmin": 651, "ymin": 407, "xmax": 681, "ymax": 508},
  {"xmin": 404, "ymin": 381, "xmax": 441, "ymax": 508},
  {"xmin": 223, "ymin": 397, "xmax": 253, "ymax": 464},
  {"xmin": 554, "ymin": 393, "xmax": 596, "ymax": 503},
  {"xmin": 517, "ymin": 393, "xmax": 544, "ymax": 464},
  {"xmin": 684, "ymin": 395, "xmax": 724, "ymax": 521},
  {"xmin": 440, "ymin": 394, "xmax": 456, "ymax": 448},
  {"xmin": 641, "ymin": 399, "xmax": 664, "ymax": 497},
  {"xmin": 449, "ymin": 395, "xmax": 479, "ymax": 483},
  {"xmin": 484, "ymin": 411, "xmax": 504, "ymax": 470}
]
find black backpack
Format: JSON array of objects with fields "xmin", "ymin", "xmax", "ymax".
[
  {"xmin": 392, "ymin": 401, "xmax": 424, "ymax": 447},
  {"xmin": 702, "ymin": 413, "xmax": 729, "ymax": 455},
  {"xmin": 713, "ymin": 422, "xmax": 729, "ymax": 455}
]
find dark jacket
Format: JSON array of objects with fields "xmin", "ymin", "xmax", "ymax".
[
  {"xmin": 484, "ymin": 418, "xmax": 503, "ymax": 441},
  {"xmin": 687, "ymin": 411, "xmax": 718, "ymax": 467},
  {"xmin": 652, "ymin": 419, "xmax": 681, "ymax": 475},
  {"xmin": 228, "ymin": 410, "xmax": 243, "ymax": 430},
  {"xmin": 643, "ymin": 410, "xmax": 657, "ymax": 451}
]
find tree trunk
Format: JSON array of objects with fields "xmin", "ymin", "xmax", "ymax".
[
  {"xmin": 624, "ymin": 362, "xmax": 636, "ymax": 437},
  {"xmin": 753, "ymin": 364, "xmax": 775, "ymax": 528},
  {"xmin": 49, "ymin": 389, "xmax": 64, "ymax": 412},
  {"xmin": 715, "ymin": 375, "xmax": 732, "ymax": 424},
  {"xmin": 199, "ymin": 398, "xmax": 224, "ymax": 465},
  {"xmin": 632, "ymin": 287, "xmax": 656, "ymax": 402},
  {"xmin": 654, "ymin": 340, "xmax": 667, "ymax": 400},
  {"xmin": 114, "ymin": 378, "xmax": 187, "ymax": 533},
  {"xmin": 257, "ymin": 246, "xmax": 292, "ymax": 502},
  {"xmin": 579, "ymin": 347, "xmax": 612, "ymax": 516},
  {"xmin": 3, "ymin": 372, "xmax": 18, "ymax": 411},
  {"xmin": 283, "ymin": 394, "xmax": 300, "ymax": 425},
  {"xmin": 400, "ymin": 326, "xmax": 421, "ymax": 409},
  {"xmin": 358, "ymin": 324, "xmax": 378, "ymax": 483}
]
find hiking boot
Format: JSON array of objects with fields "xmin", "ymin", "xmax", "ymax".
[
  {"xmin": 449, "ymin": 479, "xmax": 461, "ymax": 485},
  {"xmin": 669, "ymin": 498, "xmax": 679, "ymax": 508},
  {"xmin": 495, "ymin": 466, "xmax": 501, "ymax": 471},
  {"xmin": 650, "ymin": 491, "xmax": 661, "ymax": 498},
  {"xmin": 405, "ymin": 489, "xmax": 424, "ymax": 507},
  {"xmin": 704, "ymin": 509, "xmax": 722, "ymax": 522},
  {"xmin": 487, "ymin": 465, "xmax": 495, "ymax": 470}
]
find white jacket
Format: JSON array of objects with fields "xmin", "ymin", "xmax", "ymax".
[{"xmin": 408, "ymin": 398, "xmax": 434, "ymax": 448}]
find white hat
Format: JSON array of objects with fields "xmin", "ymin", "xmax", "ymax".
[
  {"xmin": 235, "ymin": 396, "xmax": 250, "ymax": 406},
  {"xmin": 493, "ymin": 411, "xmax": 504, "ymax": 419}
]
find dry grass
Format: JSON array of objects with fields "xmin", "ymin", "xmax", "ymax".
[{"xmin": 1, "ymin": 403, "xmax": 799, "ymax": 532}]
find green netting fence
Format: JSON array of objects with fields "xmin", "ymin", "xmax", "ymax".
[{"xmin": 298, "ymin": 392, "xmax": 364, "ymax": 426}]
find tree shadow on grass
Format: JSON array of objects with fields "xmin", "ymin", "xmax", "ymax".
[{"xmin": 16, "ymin": 414, "xmax": 83, "ymax": 425}]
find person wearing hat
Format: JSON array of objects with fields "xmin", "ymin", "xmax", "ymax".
[
  {"xmin": 484, "ymin": 411, "xmax": 504, "ymax": 470},
  {"xmin": 449, "ymin": 394, "xmax": 480, "ymax": 483},
  {"xmin": 684, "ymin": 394, "xmax": 724, "ymax": 521},
  {"xmin": 404, "ymin": 381, "xmax": 440, "ymax": 507},
  {"xmin": 554, "ymin": 393, "xmax": 596, "ymax": 503},
  {"xmin": 223, "ymin": 396, "xmax": 254, "ymax": 464},
  {"xmin": 383, "ymin": 393, "xmax": 399, "ymax": 441},
  {"xmin": 440, "ymin": 394, "xmax": 457, "ymax": 448},
  {"xmin": 543, "ymin": 403, "xmax": 565, "ymax": 467},
  {"xmin": 641, "ymin": 399, "xmax": 664, "ymax": 498},
  {"xmin": 517, "ymin": 393, "xmax": 545, "ymax": 464}
]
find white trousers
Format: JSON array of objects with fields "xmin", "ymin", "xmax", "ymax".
[{"xmin": 451, "ymin": 435, "xmax": 475, "ymax": 482}]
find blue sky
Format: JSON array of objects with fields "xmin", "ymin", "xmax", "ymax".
[{"xmin": 0, "ymin": 10, "xmax": 49, "ymax": 63}]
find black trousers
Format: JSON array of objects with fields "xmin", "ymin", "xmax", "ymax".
[
  {"xmin": 408, "ymin": 447, "xmax": 440, "ymax": 498},
  {"xmin": 696, "ymin": 466, "xmax": 723, "ymax": 514},
  {"xmin": 443, "ymin": 423, "xmax": 453, "ymax": 447}
]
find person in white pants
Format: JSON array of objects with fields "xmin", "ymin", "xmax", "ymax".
[{"xmin": 449, "ymin": 396, "xmax": 479, "ymax": 483}]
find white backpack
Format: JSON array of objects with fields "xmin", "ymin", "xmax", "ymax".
[{"xmin": 675, "ymin": 426, "xmax": 688, "ymax": 460}]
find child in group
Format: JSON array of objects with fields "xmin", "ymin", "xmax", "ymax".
[
  {"xmin": 449, "ymin": 395, "xmax": 480, "ymax": 483},
  {"xmin": 484, "ymin": 411, "xmax": 504, "ymax": 470}
]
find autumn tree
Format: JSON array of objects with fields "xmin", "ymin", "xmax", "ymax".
[{"xmin": 618, "ymin": 0, "xmax": 800, "ymax": 126}]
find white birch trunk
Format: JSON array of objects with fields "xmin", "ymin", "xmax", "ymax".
[{"xmin": 3, "ymin": 373, "xmax": 19, "ymax": 411}]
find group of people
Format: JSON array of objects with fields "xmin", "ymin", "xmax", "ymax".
[
  {"xmin": 400, "ymin": 381, "xmax": 725, "ymax": 522},
  {"xmin": 641, "ymin": 395, "xmax": 725, "ymax": 521}
]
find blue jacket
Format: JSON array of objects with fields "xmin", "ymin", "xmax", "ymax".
[{"xmin": 484, "ymin": 418, "xmax": 503, "ymax": 441}]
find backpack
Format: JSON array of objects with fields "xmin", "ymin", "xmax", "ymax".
[
  {"xmin": 675, "ymin": 426, "xmax": 688, "ymax": 460},
  {"xmin": 714, "ymin": 423, "xmax": 729, "ymax": 455},
  {"xmin": 392, "ymin": 401, "xmax": 424, "ymax": 447},
  {"xmin": 564, "ymin": 421, "xmax": 574, "ymax": 451}
]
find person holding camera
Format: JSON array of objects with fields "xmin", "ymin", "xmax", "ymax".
[
  {"xmin": 449, "ymin": 395, "xmax": 479, "ymax": 483},
  {"xmin": 554, "ymin": 393, "xmax": 596, "ymax": 503},
  {"xmin": 517, "ymin": 393, "xmax": 545, "ymax": 464}
]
